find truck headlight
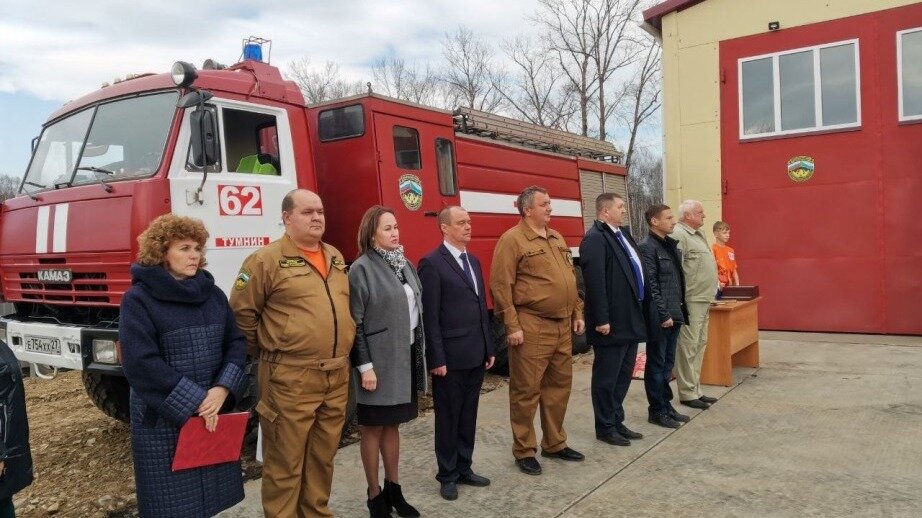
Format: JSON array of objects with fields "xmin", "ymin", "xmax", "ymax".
[
  {"xmin": 171, "ymin": 61, "xmax": 198, "ymax": 88},
  {"xmin": 92, "ymin": 339, "xmax": 120, "ymax": 364}
]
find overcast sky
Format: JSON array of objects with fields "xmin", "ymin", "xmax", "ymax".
[{"xmin": 0, "ymin": 0, "xmax": 660, "ymax": 179}]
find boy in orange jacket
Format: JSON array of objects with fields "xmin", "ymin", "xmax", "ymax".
[{"xmin": 711, "ymin": 221, "xmax": 739, "ymax": 288}]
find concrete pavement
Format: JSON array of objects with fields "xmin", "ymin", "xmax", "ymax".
[{"xmin": 220, "ymin": 331, "xmax": 922, "ymax": 517}]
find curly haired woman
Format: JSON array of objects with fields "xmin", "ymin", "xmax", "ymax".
[{"xmin": 120, "ymin": 214, "xmax": 247, "ymax": 517}]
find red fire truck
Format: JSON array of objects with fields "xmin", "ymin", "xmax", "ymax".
[{"xmin": 0, "ymin": 40, "xmax": 627, "ymax": 422}]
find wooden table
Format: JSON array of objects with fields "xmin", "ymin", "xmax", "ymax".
[{"xmin": 700, "ymin": 297, "xmax": 761, "ymax": 386}]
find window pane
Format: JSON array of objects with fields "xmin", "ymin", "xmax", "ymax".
[
  {"xmin": 318, "ymin": 105, "xmax": 364, "ymax": 141},
  {"xmin": 820, "ymin": 44, "xmax": 858, "ymax": 126},
  {"xmin": 779, "ymin": 51, "xmax": 816, "ymax": 130},
  {"xmin": 901, "ymin": 30, "xmax": 922, "ymax": 118},
  {"xmin": 25, "ymin": 108, "xmax": 94, "ymax": 189},
  {"xmin": 741, "ymin": 57, "xmax": 775, "ymax": 135},
  {"xmin": 223, "ymin": 109, "xmax": 279, "ymax": 174},
  {"xmin": 393, "ymin": 126, "xmax": 421, "ymax": 169},
  {"xmin": 435, "ymin": 138, "xmax": 456, "ymax": 195}
]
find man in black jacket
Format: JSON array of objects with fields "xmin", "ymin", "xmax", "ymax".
[
  {"xmin": 580, "ymin": 193, "xmax": 650, "ymax": 447},
  {"xmin": 638, "ymin": 204, "xmax": 691, "ymax": 428}
]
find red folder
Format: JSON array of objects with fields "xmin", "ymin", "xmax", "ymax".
[{"xmin": 171, "ymin": 412, "xmax": 249, "ymax": 472}]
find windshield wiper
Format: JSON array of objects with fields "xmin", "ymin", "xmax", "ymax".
[
  {"xmin": 76, "ymin": 166, "xmax": 115, "ymax": 193},
  {"xmin": 20, "ymin": 181, "xmax": 44, "ymax": 201}
]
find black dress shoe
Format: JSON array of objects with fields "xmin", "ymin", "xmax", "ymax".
[
  {"xmin": 541, "ymin": 446, "xmax": 585, "ymax": 461},
  {"xmin": 616, "ymin": 426, "xmax": 644, "ymax": 439},
  {"xmin": 680, "ymin": 398, "xmax": 710, "ymax": 409},
  {"xmin": 515, "ymin": 457, "xmax": 542, "ymax": 475},
  {"xmin": 668, "ymin": 407, "xmax": 691, "ymax": 422},
  {"xmin": 596, "ymin": 432, "xmax": 630, "ymax": 446},
  {"xmin": 440, "ymin": 481, "xmax": 458, "ymax": 501},
  {"xmin": 699, "ymin": 395, "xmax": 718, "ymax": 404},
  {"xmin": 648, "ymin": 413, "xmax": 682, "ymax": 429},
  {"xmin": 458, "ymin": 472, "xmax": 491, "ymax": 486}
]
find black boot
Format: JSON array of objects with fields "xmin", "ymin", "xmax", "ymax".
[
  {"xmin": 384, "ymin": 479, "xmax": 420, "ymax": 517},
  {"xmin": 367, "ymin": 486, "xmax": 391, "ymax": 518}
]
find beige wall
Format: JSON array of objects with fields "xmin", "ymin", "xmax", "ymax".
[{"xmin": 659, "ymin": 0, "xmax": 920, "ymax": 240}]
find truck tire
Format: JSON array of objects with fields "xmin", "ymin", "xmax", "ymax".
[
  {"xmin": 572, "ymin": 266, "xmax": 591, "ymax": 355},
  {"xmin": 236, "ymin": 358, "xmax": 260, "ymax": 444},
  {"xmin": 82, "ymin": 371, "xmax": 130, "ymax": 423},
  {"xmin": 345, "ymin": 368, "xmax": 358, "ymax": 426},
  {"xmin": 489, "ymin": 317, "xmax": 509, "ymax": 375}
]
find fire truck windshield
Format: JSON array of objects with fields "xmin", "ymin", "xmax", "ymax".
[{"xmin": 22, "ymin": 91, "xmax": 179, "ymax": 192}]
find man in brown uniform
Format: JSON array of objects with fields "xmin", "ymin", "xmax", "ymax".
[
  {"xmin": 490, "ymin": 185, "xmax": 586, "ymax": 476},
  {"xmin": 230, "ymin": 189, "xmax": 356, "ymax": 518}
]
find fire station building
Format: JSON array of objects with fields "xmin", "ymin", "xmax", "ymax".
[{"xmin": 643, "ymin": 1, "xmax": 922, "ymax": 335}]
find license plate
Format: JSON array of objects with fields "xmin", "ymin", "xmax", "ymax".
[{"xmin": 25, "ymin": 336, "xmax": 62, "ymax": 355}]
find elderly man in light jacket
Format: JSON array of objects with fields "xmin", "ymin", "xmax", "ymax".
[{"xmin": 670, "ymin": 200, "xmax": 719, "ymax": 410}]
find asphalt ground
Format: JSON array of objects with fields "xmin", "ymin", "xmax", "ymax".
[{"xmin": 220, "ymin": 331, "xmax": 922, "ymax": 517}]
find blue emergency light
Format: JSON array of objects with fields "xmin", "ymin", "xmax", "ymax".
[
  {"xmin": 241, "ymin": 36, "xmax": 271, "ymax": 63},
  {"xmin": 243, "ymin": 42, "xmax": 262, "ymax": 61}
]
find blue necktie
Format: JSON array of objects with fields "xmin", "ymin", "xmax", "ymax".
[
  {"xmin": 614, "ymin": 231, "xmax": 644, "ymax": 300},
  {"xmin": 459, "ymin": 252, "xmax": 477, "ymax": 294}
]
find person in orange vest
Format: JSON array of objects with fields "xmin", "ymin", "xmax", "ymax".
[{"xmin": 711, "ymin": 221, "xmax": 739, "ymax": 289}]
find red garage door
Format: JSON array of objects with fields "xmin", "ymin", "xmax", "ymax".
[{"xmin": 718, "ymin": 4, "xmax": 922, "ymax": 334}]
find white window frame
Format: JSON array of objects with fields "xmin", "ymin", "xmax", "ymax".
[
  {"xmin": 738, "ymin": 38, "xmax": 862, "ymax": 140},
  {"xmin": 898, "ymin": 27, "xmax": 922, "ymax": 123}
]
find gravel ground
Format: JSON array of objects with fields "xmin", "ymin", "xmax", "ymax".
[{"xmin": 13, "ymin": 368, "xmax": 514, "ymax": 517}]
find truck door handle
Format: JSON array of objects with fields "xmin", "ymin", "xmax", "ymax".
[{"xmin": 424, "ymin": 211, "xmax": 438, "ymax": 217}]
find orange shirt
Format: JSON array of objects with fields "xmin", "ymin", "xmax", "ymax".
[
  {"xmin": 298, "ymin": 246, "xmax": 328, "ymax": 279},
  {"xmin": 712, "ymin": 243, "xmax": 737, "ymax": 286}
]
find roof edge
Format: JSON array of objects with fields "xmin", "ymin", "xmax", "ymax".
[{"xmin": 641, "ymin": 0, "xmax": 708, "ymax": 32}]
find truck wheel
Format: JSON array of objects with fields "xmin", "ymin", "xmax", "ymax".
[
  {"xmin": 345, "ymin": 368, "xmax": 358, "ymax": 426},
  {"xmin": 82, "ymin": 371, "xmax": 130, "ymax": 423},
  {"xmin": 236, "ymin": 357, "xmax": 259, "ymax": 444},
  {"xmin": 572, "ymin": 265, "xmax": 591, "ymax": 354},
  {"xmin": 489, "ymin": 317, "xmax": 509, "ymax": 375}
]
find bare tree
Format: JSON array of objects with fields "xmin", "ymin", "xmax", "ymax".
[
  {"xmin": 617, "ymin": 41, "xmax": 661, "ymax": 171},
  {"xmin": 626, "ymin": 147, "xmax": 663, "ymax": 239},
  {"xmin": 371, "ymin": 56, "xmax": 443, "ymax": 107},
  {"xmin": 286, "ymin": 58, "xmax": 365, "ymax": 104},
  {"xmin": 440, "ymin": 26, "xmax": 505, "ymax": 112},
  {"xmin": 495, "ymin": 36, "xmax": 577, "ymax": 128},
  {"xmin": 0, "ymin": 175, "xmax": 20, "ymax": 202},
  {"xmin": 533, "ymin": 0, "xmax": 598, "ymax": 136},
  {"xmin": 588, "ymin": 0, "xmax": 644, "ymax": 141}
]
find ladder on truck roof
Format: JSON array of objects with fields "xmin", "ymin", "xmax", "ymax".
[{"xmin": 453, "ymin": 107, "xmax": 622, "ymax": 163}]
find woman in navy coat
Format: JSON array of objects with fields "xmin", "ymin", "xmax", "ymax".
[{"xmin": 120, "ymin": 214, "xmax": 247, "ymax": 517}]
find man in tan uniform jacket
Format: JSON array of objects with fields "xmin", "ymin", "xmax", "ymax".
[
  {"xmin": 230, "ymin": 189, "xmax": 356, "ymax": 518},
  {"xmin": 490, "ymin": 186, "xmax": 586, "ymax": 476},
  {"xmin": 670, "ymin": 200, "xmax": 719, "ymax": 410}
]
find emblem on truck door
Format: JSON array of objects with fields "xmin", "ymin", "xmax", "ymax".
[
  {"xmin": 37, "ymin": 269, "xmax": 73, "ymax": 284},
  {"xmin": 399, "ymin": 174, "xmax": 423, "ymax": 211}
]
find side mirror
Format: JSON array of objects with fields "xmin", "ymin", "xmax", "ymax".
[
  {"xmin": 190, "ymin": 107, "xmax": 218, "ymax": 168},
  {"xmin": 177, "ymin": 90, "xmax": 214, "ymax": 109},
  {"xmin": 31, "ymin": 136, "xmax": 39, "ymax": 153}
]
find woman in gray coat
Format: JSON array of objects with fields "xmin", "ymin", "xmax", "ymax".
[{"xmin": 349, "ymin": 205, "xmax": 427, "ymax": 518}]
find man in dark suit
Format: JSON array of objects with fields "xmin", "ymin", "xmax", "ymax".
[
  {"xmin": 579, "ymin": 193, "xmax": 650, "ymax": 447},
  {"xmin": 419, "ymin": 205, "xmax": 495, "ymax": 501}
]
